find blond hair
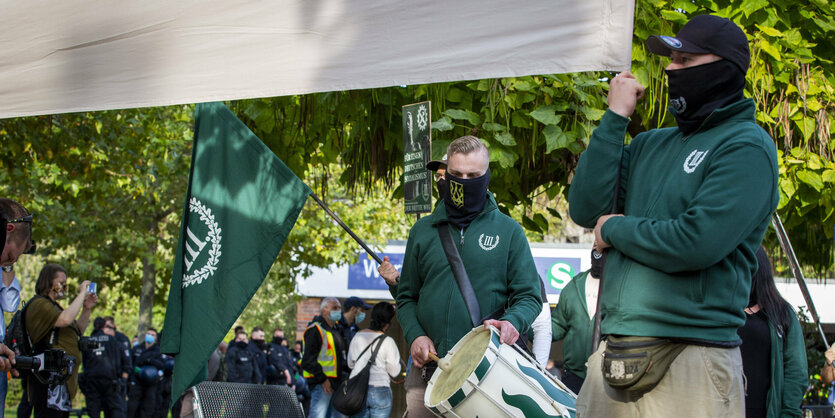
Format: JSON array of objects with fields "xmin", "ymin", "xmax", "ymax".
[{"xmin": 446, "ymin": 135, "xmax": 488, "ymax": 159}]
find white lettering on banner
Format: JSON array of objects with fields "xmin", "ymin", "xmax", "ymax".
[
  {"xmin": 405, "ymin": 151, "xmax": 424, "ymax": 162},
  {"xmin": 404, "ymin": 172, "xmax": 428, "ymax": 182}
]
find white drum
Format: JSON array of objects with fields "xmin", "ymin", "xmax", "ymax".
[{"xmin": 425, "ymin": 325, "xmax": 576, "ymax": 418}]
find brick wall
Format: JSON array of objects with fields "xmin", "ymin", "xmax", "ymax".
[{"xmin": 296, "ymin": 298, "xmax": 322, "ymax": 338}]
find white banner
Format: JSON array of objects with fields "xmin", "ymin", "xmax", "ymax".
[{"xmin": 0, "ymin": 0, "xmax": 634, "ymax": 118}]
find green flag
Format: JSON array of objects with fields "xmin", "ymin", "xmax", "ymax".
[{"xmin": 161, "ymin": 102, "xmax": 311, "ymax": 401}]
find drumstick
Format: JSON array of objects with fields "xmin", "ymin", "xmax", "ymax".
[{"xmin": 428, "ymin": 353, "xmax": 451, "ymax": 371}]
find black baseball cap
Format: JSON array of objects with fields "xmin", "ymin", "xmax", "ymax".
[
  {"xmin": 426, "ymin": 153, "xmax": 448, "ymax": 172},
  {"xmin": 344, "ymin": 296, "xmax": 371, "ymax": 310},
  {"xmin": 646, "ymin": 14, "xmax": 750, "ymax": 74}
]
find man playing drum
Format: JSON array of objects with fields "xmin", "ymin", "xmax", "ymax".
[
  {"xmin": 395, "ymin": 135, "xmax": 542, "ymax": 417},
  {"xmin": 568, "ymin": 15, "xmax": 778, "ymax": 417}
]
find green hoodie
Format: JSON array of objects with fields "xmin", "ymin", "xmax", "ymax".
[
  {"xmin": 396, "ymin": 192, "xmax": 542, "ymax": 357},
  {"xmin": 764, "ymin": 311, "xmax": 808, "ymax": 418},
  {"xmin": 551, "ymin": 270, "xmax": 595, "ymax": 379},
  {"xmin": 568, "ymin": 99, "xmax": 778, "ymax": 343}
]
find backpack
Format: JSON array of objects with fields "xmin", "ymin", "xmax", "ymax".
[{"xmin": 5, "ymin": 296, "xmax": 57, "ymax": 356}]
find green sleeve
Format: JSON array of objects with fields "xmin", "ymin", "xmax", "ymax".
[
  {"xmin": 499, "ymin": 224, "xmax": 543, "ymax": 334},
  {"xmin": 551, "ymin": 293, "xmax": 569, "ymax": 342},
  {"xmin": 781, "ymin": 313, "xmax": 808, "ymax": 417},
  {"xmin": 24, "ymin": 298, "xmax": 61, "ymax": 345},
  {"xmin": 568, "ymin": 109, "xmax": 631, "ymax": 228},
  {"xmin": 395, "ymin": 229, "xmax": 426, "ymax": 347},
  {"xmin": 602, "ymin": 143, "xmax": 776, "ymax": 273}
]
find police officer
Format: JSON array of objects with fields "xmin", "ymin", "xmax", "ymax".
[
  {"xmin": 80, "ymin": 317, "xmax": 130, "ymax": 418},
  {"xmin": 104, "ymin": 316, "xmax": 132, "ymax": 404},
  {"xmin": 226, "ymin": 331, "xmax": 261, "ymax": 383},
  {"xmin": 248, "ymin": 327, "xmax": 268, "ymax": 384},
  {"xmin": 267, "ymin": 328, "xmax": 293, "ymax": 386},
  {"xmin": 127, "ymin": 328, "xmax": 164, "ymax": 418}
]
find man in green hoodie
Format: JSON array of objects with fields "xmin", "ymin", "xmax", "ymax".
[
  {"xmin": 568, "ymin": 15, "xmax": 778, "ymax": 417},
  {"xmin": 396, "ymin": 135, "xmax": 542, "ymax": 417}
]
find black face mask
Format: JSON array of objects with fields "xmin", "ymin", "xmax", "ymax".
[
  {"xmin": 252, "ymin": 339, "xmax": 265, "ymax": 349},
  {"xmin": 272, "ymin": 336, "xmax": 285, "ymax": 346},
  {"xmin": 590, "ymin": 249, "xmax": 606, "ymax": 278},
  {"xmin": 235, "ymin": 341, "xmax": 248, "ymax": 350},
  {"xmin": 665, "ymin": 59, "xmax": 745, "ymax": 135},
  {"xmin": 436, "ymin": 177, "xmax": 448, "ymax": 202},
  {"xmin": 443, "ymin": 168, "xmax": 491, "ymax": 229}
]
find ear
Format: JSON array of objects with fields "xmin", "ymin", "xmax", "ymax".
[{"xmin": 6, "ymin": 223, "xmax": 13, "ymax": 233}]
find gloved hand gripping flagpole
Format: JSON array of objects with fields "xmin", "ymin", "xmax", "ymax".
[
  {"xmin": 310, "ymin": 193, "xmax": 383, "ymax": 265},
  {"xmin": 772, "ymin": 213, "xmax": 829, "ymax": 348}
]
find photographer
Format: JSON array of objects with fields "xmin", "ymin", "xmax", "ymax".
[
  {"xmin": 25, "ymin": 264, "xmax": 97, "ymax": 417},
  {"xmin": 79, "ymin": 317, "xmax": 129, "ymax": 418}
]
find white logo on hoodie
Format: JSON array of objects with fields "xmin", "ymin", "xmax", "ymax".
[{"xmin": 683, "ymin": 149, "xmax": 709, "ymax": 174}]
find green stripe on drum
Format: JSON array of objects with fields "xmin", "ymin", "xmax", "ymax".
[
  {"xmin": 430, "ymin": 406, "xmax": 442, "ymax": 415},
  {"xmin": 474, "ymin": 357, "xmax": 491, "ymax": 381},
  {"xmin": 502, "ymin": 389, "xmax": 560, "ymax": 418},
  {"xmin": 490, "ymin": 330, "xmax": 501, "ymax": 348},
  {"xmin": 516, "ymin": 360, "xmax": 576, "ymax": 411},
  {"xmin": 448, "ymin": 388, "xmax": 467, "ymax": 408}
]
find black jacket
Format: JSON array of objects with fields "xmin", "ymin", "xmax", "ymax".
[
  {"xmin": 81, "ymin": 330, "xmax": 130, "ymax": 381},
  {"xmin": 301, "ymin": 316, "xmax": 347, "ymax": 387},
  {"xmin": 267, "ymin": 341, "xmax": 294, "ymax": 376},
  {"xmin": 225, "ymin": 341, "xmax": 260, "ymax": 384},
  {"xmin": 130, "ymin": 343, "xmax": 165, "ymax": 384},
  {"xmin": 247, "ymin": 341, "xmax": 268, "ymax": 384}
]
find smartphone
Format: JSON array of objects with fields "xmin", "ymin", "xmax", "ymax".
[{"xmin": 88, "ymin": 282, "xmax": 97, "ymax": 294}]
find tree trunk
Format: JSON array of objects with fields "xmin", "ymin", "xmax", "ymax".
[{"xmin": 137, "ymin": 222, "xmax": 159, "ymax": 336}]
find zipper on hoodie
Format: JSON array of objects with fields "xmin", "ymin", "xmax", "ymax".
[{"xmin": 681, "ymin": 111, "xmax": 717, "ymax": 142}]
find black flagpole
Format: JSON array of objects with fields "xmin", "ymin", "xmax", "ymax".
[
  {"xmin": 309, "ymin": 193, "xmax": 383, "ymax": 265},
  {"xmin": 772, "ymin": 213, "xmax": 829, "ymax": 348}
]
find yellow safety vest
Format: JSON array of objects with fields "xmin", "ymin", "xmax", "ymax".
[{"xmin": 302, "ymin": 322, "xmax": 337, "ymax": 378}]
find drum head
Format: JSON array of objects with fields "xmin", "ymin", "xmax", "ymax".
[{"xmin": 428, "ymin": 327, "xmax": 491, "ymax": 405}]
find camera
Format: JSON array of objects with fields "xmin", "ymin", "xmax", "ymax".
[
  {"xmin": 78, "ymin": 336, "xmax": 100, "ymax": 351},
  {"xmin": 8, "ymin": 349, "xmax": 75, "ymax": 387}
]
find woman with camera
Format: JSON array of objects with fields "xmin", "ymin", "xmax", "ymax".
[{"xmin": 25, "ymin": 263, "xmax": 97, "ymax": 417}]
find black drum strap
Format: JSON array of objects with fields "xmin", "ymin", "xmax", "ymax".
[{"xmin": 437, "ymin": 222, "xmax": 481, "ymax": 327}]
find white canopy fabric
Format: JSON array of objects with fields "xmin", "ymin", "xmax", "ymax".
[{"xmin": 0, "ymin": 0, "xmax": 635, "ymax": 119}]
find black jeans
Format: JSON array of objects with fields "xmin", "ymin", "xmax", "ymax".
[{"xmin": 79, "ymin": 376, "xmax": 126, "ymax": 418}]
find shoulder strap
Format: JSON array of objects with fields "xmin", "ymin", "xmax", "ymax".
[
  {"xmin": 356, "ymin": 334, "xmax": 384, "ymax": 360},
  {"xmin": 437, "ymin": 222, "xmax": 481, "ymax": 327},
  {"xmin": 368, "ymin": 335, "xmax": 387, "ymax": 363}
]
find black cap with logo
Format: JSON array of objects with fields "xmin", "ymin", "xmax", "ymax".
[{"xmin": 646, "ymin": 14, "xmax": 750, "ymax": 74}]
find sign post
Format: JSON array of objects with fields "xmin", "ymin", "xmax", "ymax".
[{"xmin": 402, "ymin": 101, "xmax": 432, "ymax": 214}]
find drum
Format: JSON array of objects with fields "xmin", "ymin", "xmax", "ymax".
[{"xmin": 425, "ymin": 325, "xmax": 576, "ymax": 417}]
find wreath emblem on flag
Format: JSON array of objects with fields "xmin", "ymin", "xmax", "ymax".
[{"xmin": 182, "ymin": 198, "xmax": 222, "ymax": 288}]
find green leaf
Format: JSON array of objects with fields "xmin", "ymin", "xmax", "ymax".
[
  {"xmin": 494, "ymin": 131, "xmax": 517, "ymax": 146},
  {"xmin": 482, "ymin": 122, "xmax": 506, "ymax": 132},
  {"xmin": 581, "ymin": 107, "xmax": 606, "ymax": 121},
  {"xmin": 432, "ymin": 116, "xmax": 454, "ymax": 131},
  {"xmin": 660, "ymin": 10, "xmax": 688, "ymax": 24},
  {"xmin": 740, "ymin": 0, "xmax": 768, "ymax": 17},
  {"xmin": 489, "ymin": 148, "xmax": 519, "ymax": 168},
  {"xmin": 755, "ymin": 24, "xmax": 783, "ymax": 37},
  {"xmin": 529, "ymin": 105, "xmax": 562, "ymax": 126},
  {"xmin": 796, "ymin": 170, "xmax": 823, "ymax": 192},
  {"xmin": 822, "ymin": 169, "xmax": 835, "ymax": 184},
  {"xmin": 546, "ymin": 206, "xmax": 563, "ymax": 220},
  {"xmin": 533, "ymin": 213, "xmax": 549, "ymax": 232},
  {"xmin": 543, "ymin": 125, "xmax": 569, "ymax": 153},
  {"xmin": 444, "ymin": 109, "xmax": 482, "ymax": 126},
  {"xmin": 758, "ymin": 39, "xmax": 782, "ymax": 60},
  {"xmin": 521, "ymin": 214, "xmax": 543, "ymax": 233}
]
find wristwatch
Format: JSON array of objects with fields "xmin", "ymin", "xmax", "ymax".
[{"xmin": 1, "ymin": 265, "xmax": 12, "ymax": 273}]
